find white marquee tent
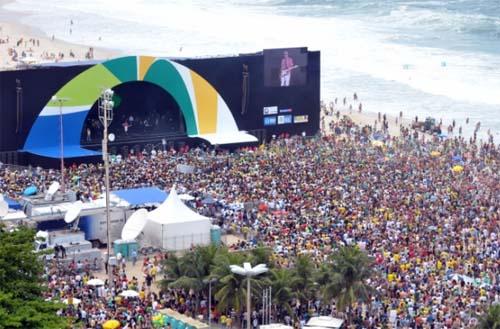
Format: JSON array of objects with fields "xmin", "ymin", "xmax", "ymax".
[{"xmin": 143, "ymin": 186, "xmax": 211, "ymax": 251}]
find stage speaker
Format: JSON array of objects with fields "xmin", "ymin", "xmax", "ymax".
[{"xmin": 241, "ymin": 64, "xmax": 249, "ymax": 115}]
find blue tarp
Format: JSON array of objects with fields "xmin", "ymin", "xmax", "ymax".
[
  {"xmin": 23, "ymin": 186, "xmax": 37, "ymax": 196},
  {"xmin": 112, "ymin": 187, "xmax": 167, "ymax": 206},
  {"xmin": 4, "ymin": 196, "xmax": 22, "ymax": 210}
]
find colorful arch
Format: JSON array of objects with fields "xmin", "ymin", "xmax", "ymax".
[{"xmin": 23, "ymin": 56, "xmax": 256, "ymax": 158}]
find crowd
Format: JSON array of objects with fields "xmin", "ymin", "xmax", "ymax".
[
  {"xmin": 1, "ymin": 101, "xmax": 499, "ymax": 328},
  {"xmin": 43, "ymin": 251, "xmax": 172, "ymax": 328}
]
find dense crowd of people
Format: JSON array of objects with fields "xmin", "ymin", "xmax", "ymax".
[{"xmin": 1, "ymin": 103, "xmax": 499, "ymax": 328}]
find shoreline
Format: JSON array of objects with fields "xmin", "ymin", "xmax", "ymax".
[{"xmin": 0, "ymin": 0, "xmax": 120, "ymax": 70}]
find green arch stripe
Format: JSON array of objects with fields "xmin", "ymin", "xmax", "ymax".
[
  {"xmin": 144, "ymin": 59, "xmax": 198, "ymax": 135},
  {"xmin": 48, "ymin": 64, "xmax": 121, "ymax": 107},
  {"xmin": 102, "ymin": 56, "xmax": 138, "ymax": 83}
]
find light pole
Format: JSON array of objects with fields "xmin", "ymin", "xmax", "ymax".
[
  {"xmin": 51, "ymin": 96, "xmax": 69, "ymax": 194},
  {"xmin": 98, "ymin": 88, "xmax": 114, "ymax": 286},
  {"xmin": 230, "ymin": 263, "xmax": 269, "ymax": 329},
  {"xmin": 204, "ymin": 278, "xmax": 218, "ymax": 328}
]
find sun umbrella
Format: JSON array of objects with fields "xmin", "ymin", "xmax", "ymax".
[
  {"xmin": 371, "ymin": 140, "xmax": 384, "ymax": 147},
  {"xmin": 23, "ymin": 185, "xmax": 37, "ymax": 196},
  {"xmin": 430, "ymin": 151, "xmax": 441, "ymax": 157},
  {"xmin": 63, "ymin": 297, "xmax": 81, "ymax": 305},
  {"xmin": 86, "ymin": 278, "xmax": 105, "ymax": 286},
  {"xmin": 103, "ymin": 319, "xmax": 121, "ymax": 329},
  {"xmin": 119, "ymin": 290, "xmax": 140, "ymax": 298},
  {"xmin": 178, "ymin": 194, "xmax": 195, "ymax": 201},
  {"xmin": 452, "ymin": 165, "xmax": 464, "ymax": 173}
]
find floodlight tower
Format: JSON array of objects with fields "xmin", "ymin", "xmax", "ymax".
[
  {"xmin": 51, "ymin": 96, "xmax": 69, "ymax": 194},
  {"xmin": 98, "ymin": 88, "xmax": 114, "ymax": 286}
]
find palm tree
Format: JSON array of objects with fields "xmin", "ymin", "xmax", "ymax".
[
  {"xmin": 477, "ymin": 304, "xmax": 500, "ymax": 329},
  {"xmin": 159, "ymin": 245, "xmax": 220, "ymax": 315},
  {"xmin": 160, "ymin": 252, "xmax": 183, "ymax": 290},
  {"xmin": 322, "ymin": 245, "xmax": 375, "ymax": 324},
  {"xmin": 211, "ymin": 248, "xmax": 267, "ymax": 328},
  {"xmin": 269, "ymin": 268, "xmax": 296, "ymax": 320},
  {"xmin": 250, "ymin": 244, "xmax": 273, "ymax": 268},
  {"xmin": 211, "ymin": 249, "xmax": 249, "ymax": 314},
  {"xmin": 291, "ymin": 254, "xmax": 316, "ymax": 306}
]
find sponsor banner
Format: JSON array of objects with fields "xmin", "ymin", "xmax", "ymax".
[
  {"xmin": 264, "ymin": 116, "xmax": 277, "ymax": 126},
  {"xmin": 277, "ymin": 114, "xmax": 293, "ymax": 125},
  {"xmin": 177, "ymin": 164, "xmax": 196, "ymax": 174},
  {"xmin": 263, "ymin": 106, "xmax": 278, "ymax": 115},
  {"xmin": 294, "ymin": 115, "xmax": 309, "ymax": 123},
  {"xmin": 279, "ymin": 108, "xmax": 293, "ymax": 113}
]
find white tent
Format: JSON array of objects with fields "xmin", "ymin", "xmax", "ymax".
[
  {"xmin": 306, "ymin": 316, "xmax": 344, "ymax": 329},
  {"xmin": 143, "ymin": 186, "xmax": 211, "ymax": 251}
]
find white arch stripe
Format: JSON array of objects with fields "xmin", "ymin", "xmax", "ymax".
[
  {"xmin": 40, "ymin": 105, "xmax": 90, "ymax": 116},
  {"xmin": 216, "ymin": 94, "xmax": 239, "ymax": 133},
  {"xmin": 169, "ymin": 61, "xmax": 199, "ymax": 129}
]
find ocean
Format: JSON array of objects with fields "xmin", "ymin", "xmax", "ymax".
[{"xmin": 4, "ymin": 0, "xmax": 500, "ymax": 141}]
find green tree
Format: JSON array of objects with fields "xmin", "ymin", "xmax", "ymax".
[
  {"xmin": 291, "ymin": 254, "xmax": 316, "ymax": 305},
  {"xmin": 269, "ymin": 268, "xmax": 296, "ymax": 318},
  {"xmin": 0, "ymin": 226, "xmax": 68, "ymax": 329},
  {"xmin": 322, "ymin": 245, "xmax": 375, "ymax": 323},
  {"xmin": 250, "ymin": 244, "xmax": 273, "ymax": 268},
  {"xmin": 211, "ymin": 248, "xmax": 267, "ymax": 319},
  {"xmin": 160, "ymin": 245, "xmax": 220, "ymax": 315},
  {"xmin": 477, "ymin": 304, "xmax": 500, "ymax": 329}
]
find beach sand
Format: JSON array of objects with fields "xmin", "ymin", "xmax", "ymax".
[
  {"xmin": 321, "ymin": 99, "xmax": 429, "ymax": 139},
  {"xmin": 0, "ymin": 0, "xmax": 119, "ymax": 70}
]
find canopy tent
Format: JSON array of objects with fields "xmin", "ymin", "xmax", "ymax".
[
  {"xmin": 3, "ymin": 196, "xmax": 22, "ymax": 210},
  {"xmin": 306, "ymin": 316, "xmax": 344, "ymax": 329},
  {"xmin": 112, "ymin": 187, "xmax": 167, "ymax": 207},
  {"xmin": 143, "ymin": 186, "xmax": 211, "ymax": 251}
]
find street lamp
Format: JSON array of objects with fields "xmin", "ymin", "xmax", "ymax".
[
  {"xmin": 51, "ymin": 95, "xmax": 69, "ymax": 194},
  {"xmin": 203, "ymin": 278, "xmax": 218, "ymax": 328},
  {"xmin": 98, "ymin": 88, "xmax": 114, "ymax": 286},
  {"xmin": 230, "ymin": 263, "xmax": 269, "ymax": 329}
]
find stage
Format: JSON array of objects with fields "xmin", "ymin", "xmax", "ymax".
[{"xmin": 0, "ymin": 49, "xmax": 320, "ymax": 167}]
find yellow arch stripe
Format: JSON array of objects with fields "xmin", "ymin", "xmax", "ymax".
[
  {"xmin": 139, "ymin": 56, "xmax": 156, "ymax": 81},
  {"xmin": 190, "ymin": 70, "xmax": 217, "ymax": 134}
]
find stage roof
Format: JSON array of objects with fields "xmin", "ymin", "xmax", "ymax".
[{"xmin": 196, "ymin": 132, "xmax": 258, "ymax": 145}]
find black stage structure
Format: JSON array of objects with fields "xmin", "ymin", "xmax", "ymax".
[{"xmin": 0, "ymin": 48, "xmax": 320, "ymax": 167}]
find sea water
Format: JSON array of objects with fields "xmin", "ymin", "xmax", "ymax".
[{"xmin": 4, "ymin": 0, "xmax": 500, "ymax": 141}]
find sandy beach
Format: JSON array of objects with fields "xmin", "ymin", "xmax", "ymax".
[{"xmin": 0, "ymin": 0, "xmax": 119, "ymax": 70}]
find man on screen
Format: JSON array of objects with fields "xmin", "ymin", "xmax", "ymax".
[{"xmin": 280, "ymin": 51, "xmax": 296, "ymax": 87}]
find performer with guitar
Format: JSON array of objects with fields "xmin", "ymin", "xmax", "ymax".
[{"xmin": 280, "ymin": 50, "xmax": 298, "ymax": 87}]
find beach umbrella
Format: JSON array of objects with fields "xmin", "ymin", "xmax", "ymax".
[
  {"xmin": 86, "ymin": 278, "xmax": 105, "ymax": 286},
  {"xmin": 371, "ymin": 140, "xmax": 384, "ymax": 147},
  {"xmin": 119, "ymin": 290, "xmax": 139, "ymax": 298},
  {"xmin": 178, "ymin": 193, "xmax": 195, "ymax": 201},
  {"xmin": 202, "ymin": 196, "xmax": 216, "ymax": 204},
  {"xmin": 438, "ymin": 132, "xmax": 448, "ymax": 138},
  {"xmin": 430, "ymin": 151, "xmax": 441, "ymax": 157},
  {"xmin": 23, "ymin": 185, "xmax": 37, "ymax": 196},
  {"xmin": 103, "ymin": 319, "xmax": 121, "ymax": 329},
  {"xmin": 452, "ymin": 165, "xmax": 464, "ymax": 173},
  {"xmin": 63, "ymin": 297, "xmax": 81, "ymax": 305}
]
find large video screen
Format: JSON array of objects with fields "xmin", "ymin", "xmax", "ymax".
[{"xmin": 263, "ymin": 47, "xmax": 308, "ymax": 87}]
